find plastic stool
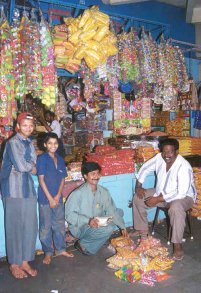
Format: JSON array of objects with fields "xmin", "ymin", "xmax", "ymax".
[{"xmin": 151, "ymin": 207, "xmax": 193, "ymax": 245}]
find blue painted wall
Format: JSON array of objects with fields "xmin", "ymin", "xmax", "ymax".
[
  {"xmin": 10, "ymin": 0, "xmax": 195, "ymax": 42},
  {"xmin": 37, "ymin": 0, "xmax": 195, "ymax": 43}
]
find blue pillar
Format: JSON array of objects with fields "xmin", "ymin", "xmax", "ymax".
[{"xmin": 9, "ymin": 0, "xmax": 15, "ymax": 24}]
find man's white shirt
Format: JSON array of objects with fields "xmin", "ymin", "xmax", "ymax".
[{"xmin": 136, "ymin": 153, "xmax": 196, "ymax": 202}]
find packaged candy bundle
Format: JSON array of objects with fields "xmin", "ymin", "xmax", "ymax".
[
  {"xmin": 172, "ymin": 137, "xmax": 192, "ymax": 156},
  {"xmin": 192, "ymin": 167, "xmax": 201, "ymax": 217},
  {"xmin": 191, "ymin": 137, "xmax": 201, "ymax": 156},
  {"xmin": 94, "ymin": 145, "xmax": 116, "ymax": 155},
  {"xmin": 65, "ymin": 162, "xmax": 83, "ymax": 182},
  {"xmin": 54, "ymin": 6, "xmax": 118, "ymax": 73},
  {"xmin": 114, "ymin": 118, "xmax": 151, "ymax": 135},
  {"xmin": 11, "ymin": 8, "xmax": 25, "ymax": 101},
  {"xmin": 86, "ymin": 148, "xmax": 135, "ymax": 176},
  {"xmin": 113, "ymin": 90, "xmax": 122, "ymax": 120},
  {"xmin": 134, "ymin": 144, "xmax": 156, "ymax": 162},
  {"xmin": 110, "ymin": 236, "xmax": 134, "ymax": 248},
  {"xmin": 107, "ymin": 255, "xmax": 134, "ymax": 270},
  {"xmin": 0, "ymin": 10, "xmax": 16, "ymax": 120},
  {"xmin": 134, "ymin": 236, "xmax": 162, "ymax": 254},
  {"xmin": 52, "ymin": 22, "xmax": 76, "ymax": 70},
  {"xmin": 39, "ymin": 15, "xmax": 57, "ymax": 107},
  {"xmin": 166, "ymin": 119, "xmax": 190, "ymax": 136},
  {"xmin": 115, "ymin": 266, "xmax": 142, "ymax": 283},
  {"xmin": 20, "ymin": 11, "xmax": 42, "ymax": 94},
  {"xmin": 117, "ymin": 30, "xmax": 140, "ymax": 82},
  {"xmin": 138, "ymin": 29, "xmax": 158, "ymax": 84},
  {"xmin": 138, "ymin": 270, "xmax": 157, "ymax": 286},
  {"xmin": 55, "ymin": 91, "xmax": 67, "ymax": 120},
  {"xmin": 173, "ymin": 45, "xmax": 189, "ymax": 93}
]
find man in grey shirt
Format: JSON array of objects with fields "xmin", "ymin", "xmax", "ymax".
[{"xmin": 65, "ymin": 161, "xmax": 128, "ymax": 255}]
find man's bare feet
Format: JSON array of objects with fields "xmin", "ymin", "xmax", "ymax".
[
  {"xmin": 43, "ymin": 255, "xmax": 52, "ymax": 265},
  {"xmin": 9, "ymin": 264, "xmax": 28, "ymax": 279},
  {"xmin": 173, "ymin": 243, "xmax": 184, "ymax": 260},
  {"xmin": 20, "ymin": 261, "xmax": 38, "ymax": 277},
  {"xmin": 56, "ymin": 251, "xmax": 74, "ymax": 258}
]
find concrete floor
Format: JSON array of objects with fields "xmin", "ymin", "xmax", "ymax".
[{"xmin": 1, "ymin": 218, "xmax": 201, "ymax": 293}]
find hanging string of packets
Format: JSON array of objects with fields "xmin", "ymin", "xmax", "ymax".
[
  {"xmin": 0, "ymin": 9, "xmax": 16, "ymax": 119},
  {"xmin": 0, "ymin": 7, "xmax": 58, "ymax": 108}
]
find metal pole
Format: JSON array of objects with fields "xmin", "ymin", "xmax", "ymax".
[
  {"xmin": 170, "ymin": 38, "xmax": 201, "ymax": 49},
  {"xmin": 9, "ymin": 0, "xmax": 15, "ymax": 24}
]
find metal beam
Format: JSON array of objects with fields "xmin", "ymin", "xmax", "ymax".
[
  {"xmin": 9, "ymin": 0, "xmax": 15, "ymax": 23},
  {"xmin": 102, "ymin": 0, "xmax": 150, "ymax": 4}
]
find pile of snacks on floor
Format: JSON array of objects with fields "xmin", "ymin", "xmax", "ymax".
[
  {"xmin": 106, "ymin": 236, "xmax": 174, "ymax": 287},
  {"xmin": 192, "ymin": 167, "xmax": 201, "ymax": 217}
]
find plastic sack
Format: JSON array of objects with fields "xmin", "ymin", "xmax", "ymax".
[
  {"xmin": 69, "ymin": 30, "xmax": 82, "ymax": 44},
  {"xmin": 93, "ymin": 25, "xmax": 109, "ymax": 42},
  {"xmin": 74, "ymin": 46, "xmax": 86, "ymax": 60},
  {"xmin": 78, "ymin": 9, "xmax": 92, "ymax": 28},
  {"xmin": 79, "ymin": 29, "xmax": 96, "ymax": 42},
  {"xmin": 85, "ymin": 56, "xmax": 98, "ymax": 70}
]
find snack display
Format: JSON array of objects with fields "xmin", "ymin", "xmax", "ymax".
[
  {"xmin": 192, "ymin": 167, "xmax": 201, "ymax": 217},
  {"xmin": 39, "ymin": 16, "xmax": 57, "ymax": 107},
  {"xmin": 0, "ymin": 9, "xmax": 16, "ymax": 138},
  {"xmin": 134, "ymin": 144, "xmax": 157, "ymax": 163},
  {"xmin": 171, "ymin": 137, "xmax": 201, "ymax": 156},
  {"xmin": 166, "ymin": 119, "xmax": 190, "ymax": 136},
  {"xmin": 20, "ymin": 12, "xmax": 42, "ymax": 94},
  {"xmin": 86, "ymin": 147, "xmax": 135, "ymax": 176},
  {"xmin": 11, "ymin": 8, "xmax": 25, "ymax": 101}
]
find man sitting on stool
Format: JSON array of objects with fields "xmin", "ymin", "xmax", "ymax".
[
  {"xmin": 65, "ymin": 161, "xmax": 128, "ymax": 255},
  {"xmin": 133, "ymin": 138, "xmax": 196, "ymax": 260}
]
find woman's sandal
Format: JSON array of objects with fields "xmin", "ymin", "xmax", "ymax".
[{"xmin": 9, "ymin": 265, "xmax": 28, "ymax": 279}]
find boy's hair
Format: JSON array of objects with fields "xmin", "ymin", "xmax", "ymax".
[
  {"xmin": 159, "ymin": 138, "xmax": 179, "ymax": 152},
  {"xmin": 43, "ymin": 132, "xmax": 59, "ymax": 145},
  {"xmin": 81, "ymin": 162, "xmax": 101, "ymax": 176}
]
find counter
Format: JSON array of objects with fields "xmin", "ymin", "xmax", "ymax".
[{"xmin": 0, "ymin": 172, "xmax": 165, "ymax": 257}]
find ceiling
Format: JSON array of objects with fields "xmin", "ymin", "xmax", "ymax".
[{"xmin": 101, "ymin": 0, "xmax": 201, "ymax": 23}]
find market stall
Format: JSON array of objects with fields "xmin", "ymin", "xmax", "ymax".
[{"xmin": 0, "ymin": 0, "xmax": 201, "ymax": 266}]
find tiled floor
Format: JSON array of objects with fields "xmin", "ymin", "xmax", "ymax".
[{"xmin": 1, "ymin": 218, "xmax": 201, "ymax": 293}]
